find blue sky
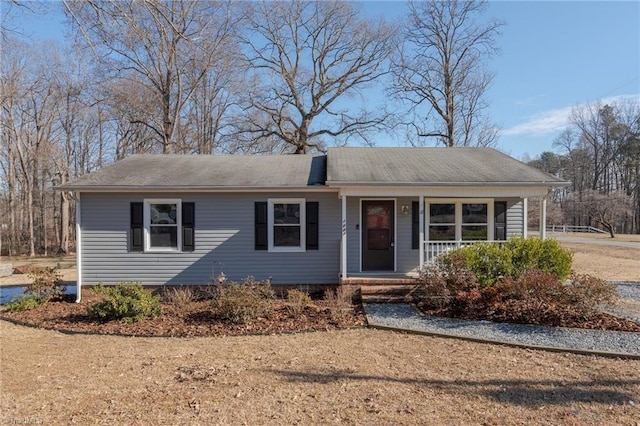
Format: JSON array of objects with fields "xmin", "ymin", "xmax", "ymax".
[{"xmin": 3, "ymin": 1, "xmax": 639, "ymax": 161}]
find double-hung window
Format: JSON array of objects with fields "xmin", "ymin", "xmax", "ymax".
[
  {"xmin": 144, "ymin": 199, "xmax": 181, "ymax": 251},
  {"xmin": 427, "ymin": 199, "xmax": 493, "ymax": 242},
  {"xmin": 268, "ymin": 198, "xmax": 305, "ymax": 252},
  {"xmin": 461, "ymin": 203, "xmax": 488, "ymax": 241},
  {"xmin": 429, "ymin": 203, "xmax": 456, "ymax": 241}
]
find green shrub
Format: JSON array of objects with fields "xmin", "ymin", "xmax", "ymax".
[
  {"xmin": 443, "ymin": 242, "xmax": 513, "ymax": 288},
  {"xmin": 504, "ymin": 236, "xmax": 572, "ymax": 281},
  {"xmin": 88, "ymin": 283, "xmax": 162, "ymax": 323},
  {"xmin": 27, "ymin": 266, "xmax": 65, "ymax": 300},
  {"xmin": 212, "ymin": 278, "xmax": 274, "ymax": 324},
  {"xmin": 442, "ymin": 237, "xmax": 573, "ymax": 287},
  {"xmin": 286, "ymin": 289, "xmax": 313, "ymax": 314},
  {"xmin": 4, "ymin": 292, "xmax": 48, "ymax": 312}
]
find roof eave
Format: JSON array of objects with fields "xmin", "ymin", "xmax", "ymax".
[
  {"xmin": 56, "ymin": 185, "xmax": 331, "ymax": 192},
  {"xmin": 325, "ymin": 181, "xmax": 571, "ymax": 187}
]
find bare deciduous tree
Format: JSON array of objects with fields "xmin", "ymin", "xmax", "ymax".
[
  {"xmin": 564, "ymin": 190, "xmax": 633, "ymax": 237},
  {"xmin": 392, "ymin": 0, "xmax": 502, "ymax": 147},
  {"xmin": 64, "ymin": 0, "xmax": 242, "ymax": 154},
  {"xmin": 240, "ymin": 0, "xmax": 397, "ymax": 154}
]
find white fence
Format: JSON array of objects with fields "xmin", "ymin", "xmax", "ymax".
[{"xmin": 546, "ymin": 225, "xmax": 607, "ymax": 234}]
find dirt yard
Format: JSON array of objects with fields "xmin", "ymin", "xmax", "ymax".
[{"xmin": 1, "ymin": 237, "xmax": 639, "ymax": 425}]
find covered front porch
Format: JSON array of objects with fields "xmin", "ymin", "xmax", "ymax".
[{"xmin": 337, "ymin": 189, "xmax": 552, "ymax": 284}]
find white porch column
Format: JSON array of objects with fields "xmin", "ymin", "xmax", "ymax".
[
  {"xmin": 523, "ymin": 197, "xmax": 528, "ymax": 238},
  {"xmin": 540, "ymin": 195, "xmax": 548, "ymax": 240},
  {"xmin": 341, "ymin": 195, "xmax": 347, "ymax": 280},
  {"xmin": 419, "ymin": 195, "xmax": 425, "ymax": 270}
]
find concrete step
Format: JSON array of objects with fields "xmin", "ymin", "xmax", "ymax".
[
  {"xmin": 359, "ymin": 284, "xmax": 419, "ymax": 296},
  {"xmin": 361, "ymin": 293, "xmax": 418, "ymax": 304}
]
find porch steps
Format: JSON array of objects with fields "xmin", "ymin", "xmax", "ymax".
[{"xmin": 359, "ymin": 284, "xmax": 421, "ymax": 304}]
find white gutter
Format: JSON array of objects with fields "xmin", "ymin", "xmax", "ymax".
[
  {"xmin": 75, "ymin": 192, "xmax": 82, "ymax": 303},
  {"xmin": 326, "ymin": 181, "xmax": 572, "ymax": 187},
  {"xmin": 56, "ymin": 186, "xmax": 337, "ymax": 193}
]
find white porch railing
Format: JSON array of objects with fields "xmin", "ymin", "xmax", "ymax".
[{"xmin": 424, "ymin": 240, "xmax": 504, "ymax": 266}]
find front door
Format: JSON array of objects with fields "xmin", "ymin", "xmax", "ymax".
[{"xmin": 362, "ymin": 200, "xmax": 395, "ymax": 271}]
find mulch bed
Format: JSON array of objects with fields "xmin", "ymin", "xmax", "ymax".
[
  {"xmin": 1, "ymin": 294, "xmax": 367, "ymax": 337},
  {"xmin": 3, "ymin": 293, "xmax": 638, "ymax": 337}
]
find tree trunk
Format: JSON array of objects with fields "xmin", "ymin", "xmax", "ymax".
[{"xmin": 60, "ymin": 186, "xmax": 70, "ymax": 254}]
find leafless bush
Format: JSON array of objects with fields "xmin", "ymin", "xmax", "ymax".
[
  {"xmin": 323, "ymin": 286, "xmax": 357, "ymax": 323},
  {"xmin": 286, "ymin": 289, "xmax": 313, "ymax": 315},
  {"xmin": 161, "ymin": 286, "xmax": 196, "ymax": 306},
  {"xmin": 211, "ymin": 278, "xmax": 275, "ymax": 324}
]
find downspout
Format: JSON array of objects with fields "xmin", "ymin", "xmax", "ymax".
[
  {"xmin": 419, "ymin": 195, "xmax": 425, "ymax": 270},
  {"xmin": 75, "ymin": 192, "xmax": 82, "ymax": 303},
  {"xmin": 341, "ymin": 194, "xmax": 347, "ymax": 281}
]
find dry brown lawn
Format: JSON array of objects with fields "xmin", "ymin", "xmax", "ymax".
[
  {"xmin": 558, "ymin": 243, "xmax": 639, "ymax": 282},
  {"xmin": 1, "ymin": 238, "xmax": 639, "ymax": 425},
  {"xmin": 1, "ymin": 322, "xmax": 639, "ymax": 425}
]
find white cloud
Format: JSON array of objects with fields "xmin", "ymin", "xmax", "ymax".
[
  {"xmin": 502, "ymin": 106, "xmax": 572, "ymax": 136},
  {"xmin": 502, "ymin": 94, "xmax": 639, "ymax": 137}
]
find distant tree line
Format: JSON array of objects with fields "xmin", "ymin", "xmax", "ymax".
[{"xmin": 527, "ymin": 100, "xmax": 640, "ymax": 236}]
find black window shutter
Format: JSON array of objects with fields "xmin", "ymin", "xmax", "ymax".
[
  {"xmin": 182, "ymin": 202, "xmax": 195, "ymax": 251},
  {"xmin": 494, "ymin": 201, "xmax": 507, "ymax": 241},
  {"xmin": 130, "ymin": 202, "xmax": 143, "ymax": 252},
  {"xmin": 411, "ymin": 201, "xmax": 419, "ymax": 249},
  {"xmin": 255, "ymin": 202, "xmax": 268, "ymax": 250},
  {"xmin": 306, "ymin": 201, "xmax": 319, "ymax": 250}
]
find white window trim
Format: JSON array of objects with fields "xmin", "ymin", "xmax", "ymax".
[
  {"xmin": 268, "ymin": 198, "xmax": 306, "ymax": 252},
  {"xmin": 144, "ymin": 198, "xmax": 182, "ymax": 252},
  {"xmin": 426, "ymin": 198, "xmax": 494, "ymax": 241}
]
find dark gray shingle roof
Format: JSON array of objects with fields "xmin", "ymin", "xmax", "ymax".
[
  {"xmin": 61, "ymin": 148, "xmax": 567, "ymax": 191},
  {"xmin": 327, "ymin": 147, "xmax": 567, "ymax": 186},
  {"xmin": 61, "ymin": 154, "xmax": 327, "ymax": 190}
]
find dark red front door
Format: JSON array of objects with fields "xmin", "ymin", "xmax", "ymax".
[{"xmin": 362, "ymin": 200, "xmax": 395, "ymax": 271}]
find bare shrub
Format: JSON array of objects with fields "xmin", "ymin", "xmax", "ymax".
[
  {"xmin": 161, "ymin": 286, "xmax": 196, "ymax": 306},
  {"xmin": 416, "ymin": 254, "xmax": 478, "ymax": 309},
  {"xmin": 212, "ymin": 278, "xmax": 274, "ymax": 324},
  {"xmin": 562, "ymin": 273, "xmax": 618, "ymax": 316},
  {"xmin": 323, "ymin": 286, "xmax": 356, "ymax": 324},
  {"xmin": 27, "ymin": 266, "xmax": 65, "ymax": 300},
  {"xmin": 286, "ymin": 289, "xmax": 313, "ymax": 315}
]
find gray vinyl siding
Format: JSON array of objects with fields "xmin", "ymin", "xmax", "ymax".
[
  {"xmin": 396, "ymin": 197, "xmax": 420, "ymax": 274},
  {"xmin": 80, "ymin": 192, "xmax": 341, "ymax": 286},
  {"xmin": 502, "ymin": 198, "xmax": 524, "ymax": 237}
]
